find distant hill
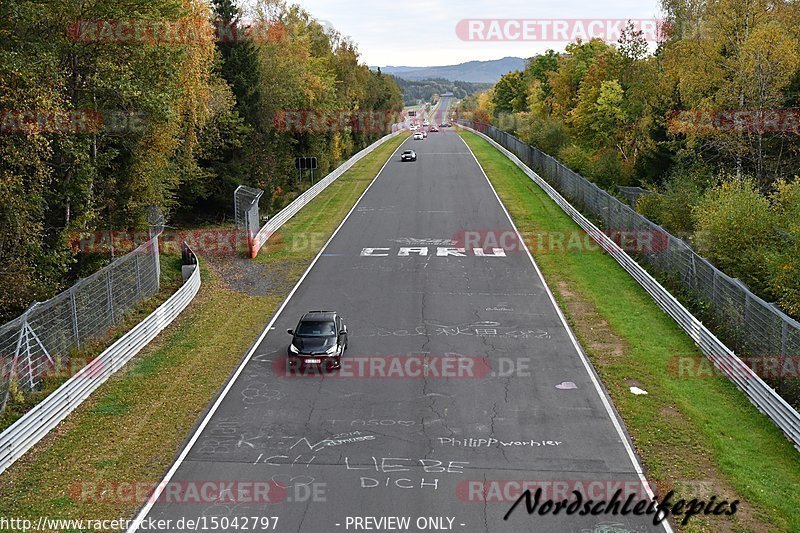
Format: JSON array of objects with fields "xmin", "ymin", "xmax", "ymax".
[{"xmin": 374, "ymin": 57, "xmax": 527, "ymax": 84}]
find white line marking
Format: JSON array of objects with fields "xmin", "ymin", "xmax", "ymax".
[
  {"xmin": 126, "ymin": 134, "xmax": 410, "ymax": 532},
  {"xmin": 457, "ymin": 132, "xmax": 674, "ymax": 533}
]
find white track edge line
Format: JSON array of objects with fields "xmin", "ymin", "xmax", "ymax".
[
  {"xmin": 457, "ymin": 132, "xmax": 674, "ymax": 533},
  {"xmin": 127, "ymin": 134, "xmax": 409, "ymax": 532}
]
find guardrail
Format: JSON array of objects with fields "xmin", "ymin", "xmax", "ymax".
[
  {"xmin": 459, "ymin": 122, "xmax": 800, "ymax": 450},
  {"xmin": 0, "ymin": 243, "xmax": 202, "ymax": 475},
  {"xmin": 249, "ymin": 129, "xmax": 406, "ymax": 257}
]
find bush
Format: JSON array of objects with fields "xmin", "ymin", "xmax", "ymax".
[
  {"xmin": 518, "ymin": 115, "xmax": 571, "ymax": 155},
  {"xmin": 558, "ymin": 144, "xmax": 594, "ymax": 176},
  {"xmin": 693, "ymin": 177, "xmax": 781, "ymax": 296},
  {"xmin": 636, "ymin": 164, "xmax": 711, "ymax": 239},
  {"xmin": 556, "ymin": 145, "xmax": 632, "ymax": 189},
  {"xmin": 494, "ymin": 113, "xmax": 522, "ymax": 136},
  {"xmin": 473, "ymin": 108, "xmax": 492, "ymax": 124},
  {"xmin": 635, "ymin": 192, "xmax": 664, "ymax": 223},
  {"xmin": 590, "ymin": 148, "xmax": 633, "ymax": 188},
  {"xmin": 769, "ymin": 180, "xmax": 800, "ymax": 317}
]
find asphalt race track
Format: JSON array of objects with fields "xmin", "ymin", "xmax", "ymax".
[{"xmin": 131, "ymin": 97, "xmax": 667, "ymax": 532}]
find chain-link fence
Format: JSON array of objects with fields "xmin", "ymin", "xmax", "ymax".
[
  {"xmin": 0, "ymin": 241, "xmax": 201, "ymax": 475},
  {"xmin": 464, "ymin": 121, "xmax": 800, "ymax": 406},
  {"xmin": 0, "ymin": 219, "xmax": 164, "ymax": 412}
]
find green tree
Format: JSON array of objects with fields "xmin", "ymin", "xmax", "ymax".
[
  {"xmin": 662, "ymin": 0, "xmax": 800, "ymax": 183},
  {"xmin": 525, "ymin": 50, "xmax": 559, "ymax": 101},
  {"xmin": 492, "ymin": 71, "xmax": 527, "ymax": 115},
  {"xmin": 547, "ymin": 39, "xmax": 613, "ymax": 118},
  {"xmin": 0, "ymin": 0, "xmax": 241, "ymax": 316}
]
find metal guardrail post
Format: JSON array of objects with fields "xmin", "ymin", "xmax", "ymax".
[
  {"xmin": 782, "ymin": 319, "xmax": 789, "ymax": 359},
  {"xmin": 106, "ymin": 270, "xmax": 114, "ymax": 324},
  {"xmin": 688, "ymin": 252, "xmax": 697, "ymax": 289},
  {"xmin": 135, "ymin": 253, "xmax": 142, "ymax": 298},
  {"xmin": 744, "ymin": 292, "xmax": 751, "ymax": 325},
  {"xmin": 148, "ymin": 223, "xmax": 162, "ymax": 289},
  {"xmin": 11, "ymin": 306, "xmax": 31, "ymax": 391},
  {"xmin": 0, "ymin": 382, "xmax": 9, "ymax": 414},
  {"xmin": 712, "ymin": 269, "xmax": 718, "ymax": 303},
  {"xmin": 9, "ymin": 304, "xmax": 51, "ymax": 392},
  {"xmin": 70, "ymin": 291, "xmax": 80, "ymax": 345},
  {"xmin": 153, "ymin": 235, "xmax": 160, "ymax": 288},
  {"xmin": 14, "ymin": 323, "xmax": 29, "ymax": 390}
]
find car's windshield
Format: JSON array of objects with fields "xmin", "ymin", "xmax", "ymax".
[{"xmin": 296, "ymin": 320, "xmax": 336, "ymax": 337}]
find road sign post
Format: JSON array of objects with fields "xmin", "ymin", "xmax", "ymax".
[{"xmin": 295, "ymin": 156, "xmax": 318, "ymax": 187}]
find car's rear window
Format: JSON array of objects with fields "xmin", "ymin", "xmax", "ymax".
[{"xmin": 296, "ymin": 320, "xmax": 336, "ymax": 337}]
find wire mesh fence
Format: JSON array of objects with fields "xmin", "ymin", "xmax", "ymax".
[
  {"xmin": 0, "ymin": 220, "xmax": 164, "ymax": 412},
  {"xmin": 0, "ymin": 241, "xmax": 201, "ymax": 475},
  {"xmin": 464, "ymin": 121, "xmax": 800, "ymax": 406}
]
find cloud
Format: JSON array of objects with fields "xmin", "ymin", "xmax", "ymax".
[{"xmin": 250, "ymin": 0, "xmax": 664, "ymax": 66}]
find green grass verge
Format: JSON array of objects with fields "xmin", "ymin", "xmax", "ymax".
[
  {"xmin": 460, "ymin": 130, "xmax": 800, "ymax": 532},
  {"xmin": 0, "ymin": 133, "xmax": 408, "ymax": 526}
]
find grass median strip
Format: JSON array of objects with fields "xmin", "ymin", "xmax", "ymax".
[
  {"xmin": 0, "ymin": 133, "xmax": 408, "ymax": 525},
  {"xmin": 459, "ymin": 130, "xmax": 800, "ymax": 532}
]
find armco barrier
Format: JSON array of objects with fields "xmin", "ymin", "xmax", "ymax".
[
  {"xmin": 250, "ymin": 129, "xmax": 406, "ymax": 257},
  {"xmin": 0, "ymin": 244, "xmax": 202, "ymax": 475},
  {"xmin": 458, "ymin": 122, "xmax": 800, "ymax": 450}
]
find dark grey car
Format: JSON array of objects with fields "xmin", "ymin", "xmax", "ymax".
[{"xmin": 287, "ymin": 311, "xmax": 348, "ymax": 370}]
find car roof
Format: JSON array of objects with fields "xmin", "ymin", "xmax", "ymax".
[{"xmin": 301, "ymin": 311, "xmax": 336, "ymax": 321}]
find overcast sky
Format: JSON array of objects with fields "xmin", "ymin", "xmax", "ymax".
[{"xmin": 280, "ymin": 0, "xmax": 664, "ymax": 67}]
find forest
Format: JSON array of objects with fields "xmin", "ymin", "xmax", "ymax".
[
  {"xmin": 0, "ymin": 0, "xmax": 403, "ymax": 321},
  {"xmin": 458, "ymin": 0, "xmax": 800, "ymax": 319},
  {"xmin": 393, "ymin": 77, "xmax": 491, "ymax": 106}
]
